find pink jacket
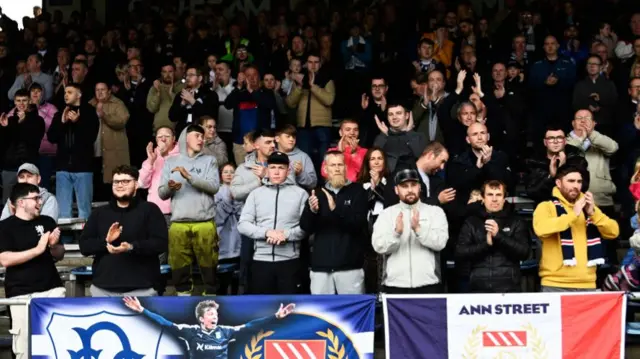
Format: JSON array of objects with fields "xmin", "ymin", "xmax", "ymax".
[
  {"xmin": 321, "ymin": 145, "xmax": 367, "ymax": 183},
  {"xmin": 8, "ymin": 103, "xmax": 58, "ymax": 155},
  {"xmin": 138, "ymin": 144, "xmax": 180, "ymax": 214}
]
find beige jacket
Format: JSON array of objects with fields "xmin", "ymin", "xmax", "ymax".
[
  {"xmin": 285, "ymin": 81, "xmax": 335, "ymax": 128},
  {"xmin": 146, "ymin": 83, "xmax": 185, "ymax": 132},
  {"xmin": 566, "ymin": 130, "xmax": 618, "ymax": 207},
  {"xmin": 89, "ymin": 96, "xmax": 130, "ymax": 183}
]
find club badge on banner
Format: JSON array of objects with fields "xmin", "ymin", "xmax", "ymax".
[
  {"xmin": 30, "ymin": 295, "xmax": 376, "ymax": 359},
  {"xmin": 383, "ymin": 292, "xmax": 626, "ymax": 359}
]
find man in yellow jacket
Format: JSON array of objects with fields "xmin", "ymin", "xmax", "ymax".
[{"xmin": 533, "ymin": 164, "xmax": 619, "ymax": 291}]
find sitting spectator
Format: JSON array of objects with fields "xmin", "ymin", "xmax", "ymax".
[
  {"xmin": 158, "ymin": 125, "xmax": 219, "ymax": 295},
  {"xmin": 275, "ymin": 125, "xmax": 316, "ymax": 190},
  {"xmin": 456, "ymin": 180, "xmax": 530, "ymax": 293},
  {"xmin": 301, "ymin": 151, "xmax": 369, "ymax": 294},
  {"xmin": 198, "ymin": 116, "xmax": 228, "ymax": 166},
  {"xmin": 0, "ymin": 183, "xmax": 65, "ymax": 359},
  {"xmin": 238, "ymin": 151, "xmax": 308, "ymax": 294},
  {"xmin": 0, "ymin": 89, "xmax": 45, "ymax": 201},
  {"xmin": 533, "ymin": 165, "xmax": 619, "ymax": 292},
  {"xmin": 139, "ymin": 127, "xmax": 180, "ymax": 226},
  {"xmin": 214, "ymin": 163, "xmax": 243, "ymax": 294},
  {"xmin": 80, "ymin": 165, "xmax": 167, "ymax": 297},
  {"xmin": 1, "ymin": 164, "xmax": 59, "ymax": 221},
  {"xmin": 372, "ymin": 169, "xmax": 449, "ymax": 293},
  {"xmin": 47, "ymin": 83, "xmax": 99, "ymax": 221},
  {"xmin": 321, "ymin": 120, "xmax": 367, "ymax": 183}
]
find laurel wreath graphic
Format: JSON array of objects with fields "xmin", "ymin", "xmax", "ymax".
[
  {"xmin": 462, "ymin": 325, "xmax": 487, "ymax": 359},
  {"xmin": 462, "ymin": 323, "xmax": 547, "ymax": 359},
  {"xmin": 316, "ymin": 328, "xmax": 348, "ymax": 359},
  {"xmin": 241, "ymin": 329, "xmax": 274, "ymax": 359}
]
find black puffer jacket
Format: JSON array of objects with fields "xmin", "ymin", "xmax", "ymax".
[{"xmin": 455, "ymin": 207, "xmax": 531, "ymax": 293}]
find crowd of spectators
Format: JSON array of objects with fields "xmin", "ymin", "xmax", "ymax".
[{"xmin": 2, "ymin": 0, "xmax": 640, "ymax": 356}]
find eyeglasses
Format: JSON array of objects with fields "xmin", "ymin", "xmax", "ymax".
[
  {"xmin": 21, "ymin": 195, "xmax": 41, "ymax": 202},
  {"xmin": 630, "ymin": 85, "xmax": 640, "ymax": 90},
  {"xmin": 113, "ymin": 179, "xmax": 134, "ymax": 186},
  {"xmin": 545, "ymin": 136, "xmax": 565, "ymax": 143}
]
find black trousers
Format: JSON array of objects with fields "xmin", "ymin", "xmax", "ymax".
[
  {"xmin": 383, "ymin": 283, "xmax": 442, "ymax": 294},
  {"xmin": 250, "ymin": 259, "xmax": 300, "ymax": 295}
]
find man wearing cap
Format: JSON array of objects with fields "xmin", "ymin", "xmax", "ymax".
[
  {"xmin": 301, "ymin": 150, "xmax": 369, "ymax": 294},
  {"xmin": 1, "ymin": 164, "xmax": 59, "ymax": 221},
  {"xmin": 372, "ymin": 168, "xmax": 449, "ymax": 293},
  {"xmin": 158, "ymin": 124, "xmax": 219, "ymax": 295},
  {"xmin": 238, "ymin": 151, "xmax": 308, "ymax": 294}
]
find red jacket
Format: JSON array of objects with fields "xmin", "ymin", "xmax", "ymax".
[{"xmin": 321, "ymin": 145, "xmax": 367, "ymax": 182}]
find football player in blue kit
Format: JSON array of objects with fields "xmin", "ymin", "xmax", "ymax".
[{"xmin": 123, "ymin": 297, "xmax": 295, "ymax": 359}]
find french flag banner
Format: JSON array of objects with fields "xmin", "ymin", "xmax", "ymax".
[{"xmin": 383, "ymin": 292, "xmax": 626, "ymax": 359}]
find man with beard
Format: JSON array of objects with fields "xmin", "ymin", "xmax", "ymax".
[
  {"xmin": 372, "ymin": 169, "xmax": 449, "ymax": 293},
  {"xmin": 533, "ymin": 165, "xmax": 619, "ymax": 292},
  {"xmin": 456, "ymin": 180, "xmax": 530, "ymax": 293},
  {"xmin": 169, "ymin": 66, "xmax": 219, "ymax": 137},
  {"xmin": 0, "ymin": 183, "xmax": 65, "ymax": 359},
  {"xmin": 300, "ymin": 150, "xmax": 368, "ymax": 294},
  {"xmin": 80, "ymin": 165, "xmax": 167, "ymax": 297}
]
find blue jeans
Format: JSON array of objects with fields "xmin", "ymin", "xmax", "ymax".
[
  {"xmin": 38, "ymin": 155, "xmax": 55, "ymax": 192},
  {"xmin": 56, "ymin": 171, "xmax": 93, "ymax": 219},
  {"xmin": 297, "ymin": 127, "xmax": 332, "ymax": 172}
]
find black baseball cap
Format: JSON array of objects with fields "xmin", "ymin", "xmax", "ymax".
[
  {"xmin": 394, "ymin": 169, "xmax": 420, "ymax": 186},
  {"xmin": 267, "ymin": 151, "xmax": 290, "ymax": 166}
]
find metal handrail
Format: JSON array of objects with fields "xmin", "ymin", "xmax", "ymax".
[{"xmin": 0, "ymin": 299, "xmax": 29, "ymax": 305}]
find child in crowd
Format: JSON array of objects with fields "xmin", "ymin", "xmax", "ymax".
[
  {"xmin": 214, "ymin": 163, "xmax": 243, "ymax": 294},
  {"xmin": 243, "ymin": 131, "xmax": 255, "ymax": 157},
  {"xmin": 281, "ymin": 58, "xmax": 302, "ymax": 95}
]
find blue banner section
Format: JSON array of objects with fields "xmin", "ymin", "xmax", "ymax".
[{"xmin": 30, "ymin": 295, "xmax": 376, "ymax": 359}]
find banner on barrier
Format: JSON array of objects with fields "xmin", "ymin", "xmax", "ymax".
[
  {"xmin": 383, "ymin": 292, "xmax": 626, "ymax": 359},
  {"xmin": 30, "ymin": 295, "xmax": 376, "ymax": 359}
]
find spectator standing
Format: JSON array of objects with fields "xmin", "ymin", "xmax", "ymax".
[
  {"xmin": 80, "ymin": 165, "xmax": 167, "ymax": 297},
  {"xmin": 139, "ymin": 127, "xmax": 180, "ymax": 225},
  {"xmin": 359, "ymin": 76, "xmax": 388, "ymax": 148},
  {"xmin": 573, "ymin": 55, "xmax": 618, "ymax": 137},
  {"xmin": 275, "ymin": 125, "xmax": 317, "ymax": 190},
  {"xmin": 90, "ymin": 82, "xmax": 130, "ymax": 201},
  {"xmin": 47, "ymin": 83, "xmax": 99, "ymax": 221},
  {"xmin": 169, "ymin": 66, "xmax": 219, "ymax": 137},
  {"xmin": 286, "ymin": 53, "xmax": 336, "ymax": 170},
  {"xmin": 213, "ymin": 61, "xmax": 235, "ymax": 157},
  {"xmin": 238, "ymin": 151, "xmax": 308, "ymax": 294},
  {"xmin": 224, "ymin": 66, "xmax": 276, "ymax": 165},
  {"xmin": 456, "ymin": 180, "xmax": 530, "ymax": 293},
  {"xmin": 8, "ymin": 54, "xmax": 53, "ymax": 102},
  {"xmin": 146, "ymin": 63, "xmax": 184, "ymax": 133},
  {"xmin": 0, "ymin": 183, "xmax": 65, "ymax": 359},
  {"xmin": 0, "ymin": 89, "xmax": 45, "ymax": 202},
  {"xmin": 0, "ymin": 164, "xmax": 59, "ymax": 221},
  {"xmin": 533, "ymin": 165, "xmax": 619, "ymax": 291},
  {"xmin": 158, "ymin": 125, "xmax": 219, "ymax": 295},
  {"xmin": 28, "ymin": 83, "xmax": 57, "ymax": 191},
  {"xmin": 321, "ymin": 120, "xmax": 367, "ymax": 183},
  {"xmin": 301, "ymin": 151, "xmax": 369, "ymax": 294},
  {"xmin": 372, "ymin": 169, "xmax": 449, "ymax": 293},
  {"xmin": 120, "ymin": 57, "xmax": 153, "ymax": 168},
  {"xmin": 199, "ymin": 116, "xmax": 228, "ymax": 166}
]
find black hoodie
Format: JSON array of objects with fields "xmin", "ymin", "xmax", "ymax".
[
  {"xmin": 0, "ymin": 109, "xmax": 45, "ymax": 170},
  {"xmin": 79, "ymin": 197, "xmax": 168, "ymax": 292},
  {"xmin": 47, "ymin": 103, "xmax": 99, "ymax": 172}
]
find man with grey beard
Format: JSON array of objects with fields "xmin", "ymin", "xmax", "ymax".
[{"xmin": 300, "ymin": 150, "xmax": 369, "ymax": 294}]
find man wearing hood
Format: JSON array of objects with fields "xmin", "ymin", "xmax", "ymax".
[
  {"xmin": 301, "ymin": 150, "xmax": 369, "ymax": 294},
  {"xmin": 1, "ymin": 164, "xmax": 59, "ymax": 221},
  {"xmin": 455, "ymin": 180, "xmax": 530, "ymax": 293},
  {"xmin": 238, "ymin": 151, "xmax": 308, "ymax": 294},
  {"xmin": 80, "ymin": 165, "xmax": 167, "ymax": 297},
  {"xmin": 275, "ymin": 125, "xmax": 316, "ymax": 190},
  {"xmin": 158, "ymin": 125, "xmax": 219, "ymax": 295},
  {"xmin": 231, "ymin": 129, "xmax": 276, "ymax": 288},
  {"xmin": 0, "ymin": 89, "xmax": 45, "ymax": 201}
]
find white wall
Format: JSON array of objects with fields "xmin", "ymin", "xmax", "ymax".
[{"xmin": 2, "ymin": 0, "xmax": 43, "ymax": 29}]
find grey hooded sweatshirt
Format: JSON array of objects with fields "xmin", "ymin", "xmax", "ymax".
[
  {"xmin": 238, "ymin": 176, "xmax": 308, "ymax": 262},
  {"xmin": 285, "ymin": 147, "xmax": 317, "ymax": 190},
  {"xmin": 158, "ymin": 129, "xmax": 219, "ymax": 222},
  {"xmin": 1, "ymin": 187, "xmax": 59, "ymax": 221},
  {"xmin": 230, "ymin": 151, "xmax": 264, "ymax": 202}
]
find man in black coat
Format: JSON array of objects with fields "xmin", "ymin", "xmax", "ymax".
[
  {"xmin": 525, "ymin": 125, "xmax": 588, "ymax": 204},
  {"xmin": 455, "ymin": 180, "xmax": 530, "ymax": 293},
  {"xmin": 374, "ymin": 103, "xmax": 427, "ymax": 173},
  {"xmin": 169, "ymin": 66, "xmax": 219, "ymax": 137},
  {"xmin": 80, "ymin": 165, "xmax": 167, "ymax": 296}
]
